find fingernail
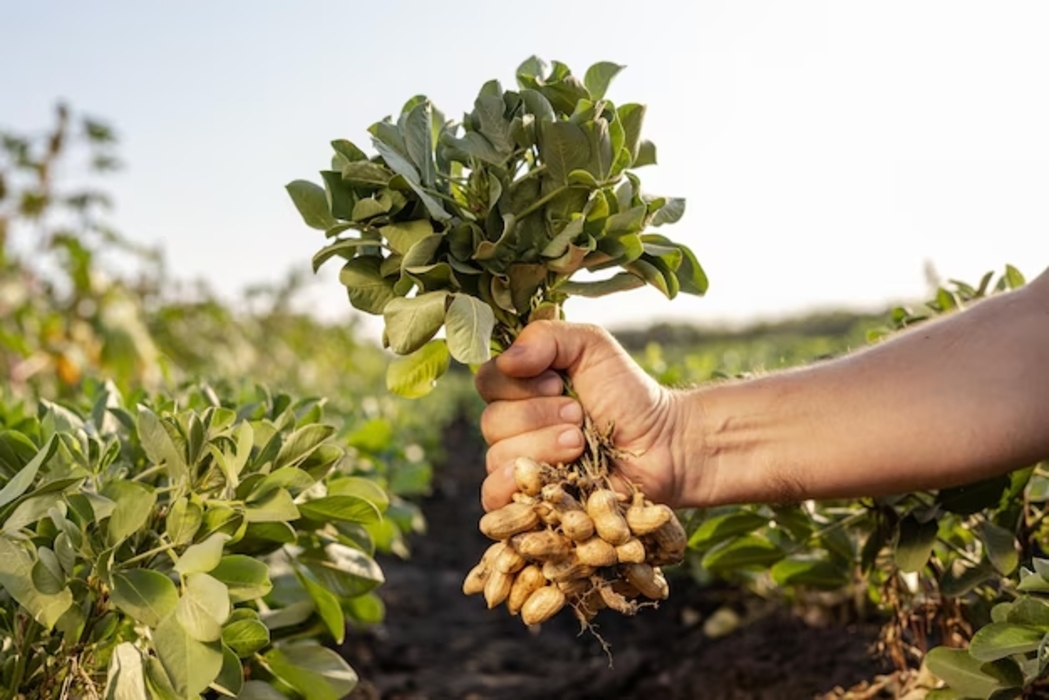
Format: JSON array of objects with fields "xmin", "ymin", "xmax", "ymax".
[
  {"xmin": 538, "ymin": 375, "xmax": 562, "ymax": 396},
  {"xmin": 558, "ymin": 428, "xmax": 583, "ymax": 448},
  {"xmin": 559, "ymin": 401, "xmax": 583, "ymax": 423}
]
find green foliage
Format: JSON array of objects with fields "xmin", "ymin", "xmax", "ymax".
[
  {"xmin": 0, "ymin": 380, "xmax": 397, "ymax": 698},
  {"xmin": 288, "ymin": 56, "xmax": 706, "ymax": 397}
]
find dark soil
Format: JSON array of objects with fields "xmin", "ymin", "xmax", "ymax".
[{"xmin": 342, "ymin": 417, "xmax": 894, "ymax": 700}]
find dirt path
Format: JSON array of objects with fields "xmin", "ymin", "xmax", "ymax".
[{"xmin": 343, "ymin": 417, "xmax": 892, "ymax": 699}]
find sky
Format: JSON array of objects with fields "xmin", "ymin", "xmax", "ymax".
[{"xmin": 4, "ymin": 1, "xmax": 1048, "ymax": 335}]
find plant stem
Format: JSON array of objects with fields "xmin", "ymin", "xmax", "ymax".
[
  {"xmin": 118, "ymin": 540, "xmax": 177, "ymax": 568},
  {"xmin": 515, "ymin": 184, "xmax": 584, "ymax": 220}
]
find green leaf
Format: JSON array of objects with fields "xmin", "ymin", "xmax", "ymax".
[
  {"xmin": 286, "ymin": 180, "xmax": 337, "ymax": 230},
  {"xmin": 939, "ymin": 558, "xmax": 996, "ymax": 598},
  {"xmin": 299, "ymin": 496, "xmax": 381, "ymax": 525},
  {"xmin": 111, "ymin": 569, "xmax": 179, "ymax": 628},
  {"xmin": 153, "ymin": 611, "xmax": 224, "ymax": 697},
  {"xmin": 634, "ymin": 139, "xmax": 657, "ymax": 167},
  {"xmin": 769, "ymin": 557, "xmax": 850, "ymax": 590},
  {"xmin": 331, "ymin": 139, "xmax": 366, "ymax": 163},
  {"xmin": 175, "ymin": 533, "xmax": 231, "ymax": 576},
  {"xmin": 672, "ymin": 243, "xmax": 709, "ymax": 295},
  {"xmin": 1004, "ymin": 264, "xmax": 1026, "ymax": 289},
  {"xmin": 584, "ymin": 61, "xmax": 625, "ymax": 100},
  {"xmin": 979, "ymin": 522, "xmax": 1019, "ymax": 575},
  {"xmin": 304, "ymin": 545, "xmax": 384, "ymax": 598},
  {"xmin": 211, "ymin": 555, "xmax": 273, "ymax": 603},
  {"xmin": 0, "ymin": 435, "xmax": 57, "ymax": 509},
  {"xmin": 0, "ymin": 537, "xmax": 73, "ymax": 629},
  {"xmin": 386, "ymin": 340, "xmax": 451, "ymax": 398},
  {"xmin": 166, "ymin": 497, "xmax": 203, "ymax": 546},
  {"xmin": 222, "ymin": 618, "xmax": 270, "ymax": 658},
  {"xmin": 137, "ymin": 408, "xmax": 188, "ymax": 486},
  {"xmin": 296, "ymin": 567, "xmax": 346, "ymax": 644},
  {"xmin": 540, "ymin": 121, "xmax": 591, "ymax": 185},
  {"xmin": 345, "ymin": 591, "xmax": 386, "ymax": 626},
  {"xmin": 372, "ymin": 138, "xmax": 450, "ymax": 221},
  {"xmin": 274, "ymin": 424, "xmax": 335, "ymax": 471},
  {"xmin": 651, "ymin": 197, "xmax": 686, "ymax": 227},
  {"xmin": 213, "ymin": 644, "xmax": 244, "ymax": 697},
  {"xmin": 32, "ymin": 547, "xmax": 65, "ymax": 594},
  {"xmin": 175, "ymin": 573, "xmax": 231, "ymax": 642},
  {"xmin": 558, "ymin": 272, "xmax": 644, "ymax": 298},
  {"xmin": 339, "ymin": 257, "xmax": 397, "ymax": 314},
  {"xmin": 403, "ymin": 100, "xmax": 436, "ymax": 187},
  {"xmin": 104, "ymin": 481, "xmax": 157, "ymax": 546},
  {"xmin": 264, "ymin": 643, "xmax": 358, "ymax": 700},
  {"xmin": 969, "ymin": 623, "xmax": 1045, "ymax": 661},
  {"xmin": 937, "ymin": 475, "xmax": 1009, "ymax": 515},
  {"xmin": 687, "ymin": 511, "xmax": 768, "ymax": 551},
  {"xmin": 381, "ymin": 220, "xmax": 434, "ymax": 255},
  {"xmin": 310, "ymin": 238, "xmax": 375, "ymax": 273},
  {"xmin": 444, "ymin": 294, "xmax": 495, "ymax": 365},
  {"xmin": 617, "ymin": 103, "xmax": 646, "ymax": 162},
  {"xmin": 1006, "ymin": 596, "xmax": 1049, "ymax": 630},
  {"xmin": 474, "ymin": 94, "xmax": 514, "ymax": 156},
  {"xmin": 925, "ymin": 647, "xmax": 1003, "ymax": 699},
  {"xmin": 383, "ymin": 291, "xmax": 450, "ymax": 355},
  {"xmin": 235, "ymin": 681, "xmax": 288, "ymax": 699},
  {"xmin": 701, "ymin": 535, "xmax": 784, "ymax": 573},
  {"xmin": 245, "ymin": 487, "xmax": 300, "ymax": 523},
  {"xmin": 894, "ymin": 514, "xmax": 938, "ymax": 573},
  {"xmin": 341, "ymin": 161, "xmax": 391, "ymax": 187},
  {"xmin": 328, "ymin": 477, "xmax": 389, "ymax": 514}
]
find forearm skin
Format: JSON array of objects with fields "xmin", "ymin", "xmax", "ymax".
[{"xmin": 676, "ymin": 268, "xmax": 1049, "ymax": 508}]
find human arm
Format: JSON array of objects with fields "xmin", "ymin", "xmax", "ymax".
[{"xmin": 475, "ymin": 267, "xmax": 1049, "ymax": 511}]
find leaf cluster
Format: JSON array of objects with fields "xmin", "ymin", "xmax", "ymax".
[
  {"xmin": 0, "ymin": 380, "xmax": 393, "ymax": 699},
  {"xmin": 287, "ymin": 57, "xmax": 706, "ymax": 397}
]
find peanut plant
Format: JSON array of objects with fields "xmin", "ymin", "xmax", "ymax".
[{"xmin": 287, "ymin": 56, "xmax": 706, "ymax": 630}]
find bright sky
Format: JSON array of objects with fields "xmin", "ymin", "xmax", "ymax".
[{"xmin": 5, "ymin": 1, "xmax": 1048, "ymax": 334}]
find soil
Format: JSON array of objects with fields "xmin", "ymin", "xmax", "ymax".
[{"xmin": 342, "ymin": 417, "xmax": 895, "ymax": 700}]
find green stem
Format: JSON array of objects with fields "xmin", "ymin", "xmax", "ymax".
[
  {"xmin": 515, "ymin": 184, "xmax": 583, "ymax": 220},
  {"xmin": 935, "ymin": 535, "xmax": 984, "ymax": 569},
  {"xmin": 119, "ymin": 540, "xmax": 177, "ymax": 568}
]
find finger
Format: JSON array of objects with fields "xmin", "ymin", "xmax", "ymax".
[
  {"xmin": 495, "ymin": 321, "xmax": 617, "ymax": 379},
  {"xmin": 475, "ymin": 362, "xmax": 563, "ymax": 403},
  {"xmin": 484, "ymin": 424, "xmax": 585, "ymax": 475},
  {"xmin": 480, "ymin": 397, "xmax": 582, "ymax": 445},
  {"xmin": 481, "ymin": 469, "xmax": 516, "ymax": 512}
]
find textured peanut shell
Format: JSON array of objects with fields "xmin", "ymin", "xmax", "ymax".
[{"xmin": 521, "ymin": 585, "xmax": 566, "ymax": 625}]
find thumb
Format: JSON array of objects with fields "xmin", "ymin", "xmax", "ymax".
[{"xmin": 495, "ymin": 321, "xmax": 624, "ymax": 380}]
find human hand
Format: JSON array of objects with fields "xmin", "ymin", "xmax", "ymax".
[{"xmin": 474, "ymin": 321, "xmax": 688, "ymax": 511}]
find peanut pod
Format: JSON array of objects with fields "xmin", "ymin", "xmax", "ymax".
[
  {"xmin": 484, "ymin": 569, "xmax": 514, "ymax": 609},
  {"xmin": 462, "ymin": 561, "xmax": 489, "ymax": 596},
  {"xmin": 575, "ymin": 537, "xmax": 618, "ymax": 568},
  {"xmin": 513, "ymin": 456, "xmax": 546, "ymax": 497},
  {"xmin": 521, "ymin": 585, "xmax": 566, "ymax": 625},
  {"xmin": 480, "ymin": 501, "xmax": 540, "ymax": 540},
  {"xmin": 586, "ymin": 489, "xmax": 632, "ymax": 546},
  {"xmin": 621, "ymin": 562, "xmax": 669, "ymax": 600},
  {"xmin": 511, "ymin": 530, "xmax": 571, "ymax": 560},
  {"xmin": 507, "ymin": 564, "xmax": 546, "ymax": 615},
  {"xmin": 494, "ymin": 544, "xmax": 527, "ymax": 574},
  {"xmin": 559, "ymin": 509, "xmax": 595, "ymax": 542},
  {"xmin": 615, "ymin": 538, "xmax": 647, "ymax": 564},
  {"xmin": 542, "ymin": 555, "xmax": 596, "ymax": 583},
  {"xmin": 626, "ymin": 495, "xmax": 672, "ymax": 536}
]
